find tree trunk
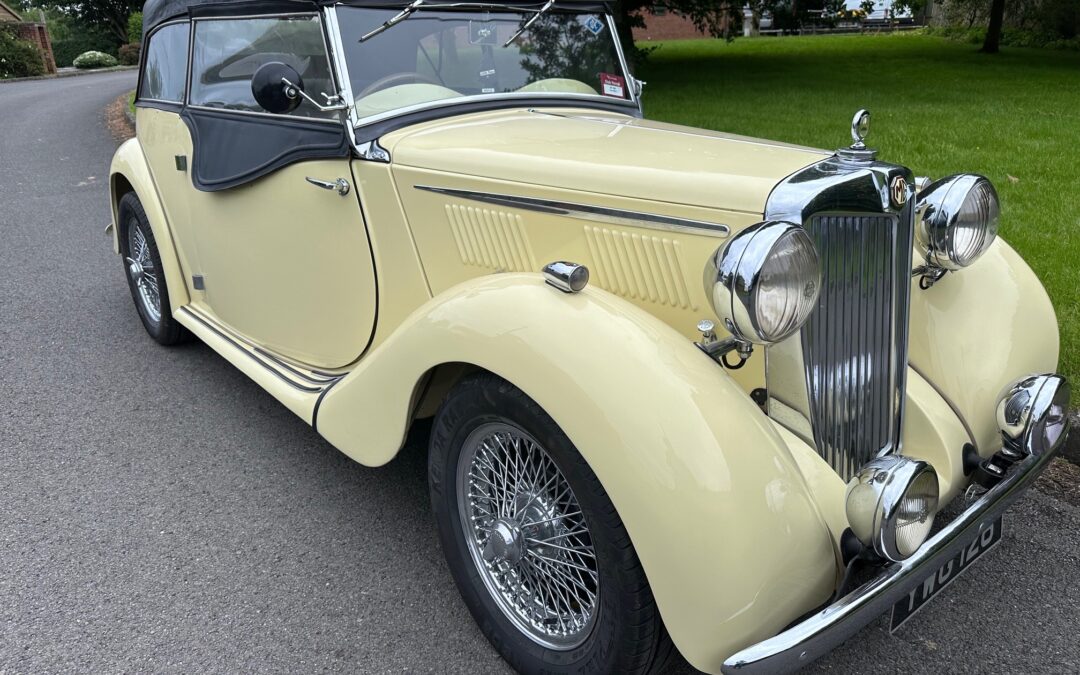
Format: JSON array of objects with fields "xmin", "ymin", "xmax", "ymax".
[{"xmin": 981, "ymin": 0, "xmax": 1006, "ymax": 53}]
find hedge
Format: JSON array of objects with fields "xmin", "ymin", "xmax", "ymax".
[{"xmin": 0, "ymin": 26, "xmax": 46, "ymax": 79}]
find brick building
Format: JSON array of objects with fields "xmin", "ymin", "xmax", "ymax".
[
  {"xmin": 0, "ymin": 0, "xmax": 57, "ymax": 75},
  {"xmin": 632, "ymin": 10, "xmax": 708, "ymax": 41}
]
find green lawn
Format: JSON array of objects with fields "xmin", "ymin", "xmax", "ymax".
[{"xmin": 638, "ymin": 32, "xmax": 1080, "ymax": 389}]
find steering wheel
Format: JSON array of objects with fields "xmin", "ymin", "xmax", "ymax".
[{"xmin": 356, "ymin": 71, "xmax": 444, "ymax": 99}]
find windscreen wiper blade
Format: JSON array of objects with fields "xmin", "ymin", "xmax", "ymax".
[
  {"xmin": 502, "ymin": 0, "xmax": 554, "ymax": 47},
  {"xmin": 358, "ymin": 0, "xmax": 424, "ymax": 42}
]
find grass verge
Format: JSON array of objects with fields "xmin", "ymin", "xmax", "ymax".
[{"xmin": 638, "ymin": 32, "xmax": 1080, "ymax": 388}]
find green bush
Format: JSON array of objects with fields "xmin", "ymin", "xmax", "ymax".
[
  {"xmin": 73, "ymin": 50, "xmax": 119, "ymax": 69},
  {"xmin": 0, "ymin": 26, "xmax": 46, "ymax": 79},
  {"xmin": 50, "ymin": 17, "xmax": 118, "ymax": 67},
  {"xmin": 128, "ymin": 12, "xmax": 143, "ymax": 44},
  {"xmin": 119, "ymin": 42, "xmax": 141, "ymax": 65}
]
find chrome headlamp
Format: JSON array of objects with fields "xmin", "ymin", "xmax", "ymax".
[
  {"xmin": 997, "ymin": 374, "xmax": 1071, "ymax": 458},
  {"xmin": 846, "ymin": 456, "xmax": 940, "ymax": 562},
  {"xmin": 915, "ymin": 174, "xmax": 1000, "ymax": 270},
  {"xmin": 703, "ymin": 221, "xmax": 821, "ymax": 344}
]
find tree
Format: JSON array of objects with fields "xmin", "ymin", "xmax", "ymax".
[
  {"xmin": 612, "ymin": 0, "xmax": 753, "ymax": 63},
  {"xmin": 981, "ymin": 0, "xmax": 1007, "ymax": 52},
  {"xmin": 28, "ymin": 0, "xmax": 141, "ymax": 44}
]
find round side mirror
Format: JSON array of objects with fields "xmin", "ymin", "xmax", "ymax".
[{"xmin": 251, "ymin": 61, "xmax": 304, "ymax": 114}]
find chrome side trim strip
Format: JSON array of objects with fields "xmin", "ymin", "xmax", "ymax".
[
  {"xmin": 722, "ymin": 404, "xmax": 1070, "ymax": 673},
  {"xmin": 178, "ymin": 307, "xmax": 342, "ymax": 394},
  {"xmin": 252, "ymin": 346, "xmax": 343, "ymax": 385},
  {"xmin": 414, "ymin": 185, "xmax": 730, "ymax": 237}
]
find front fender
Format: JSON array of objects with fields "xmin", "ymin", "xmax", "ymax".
[
  {"xmin": 109, "ymin": 138, "xmax": 189, "ymax": 311},
  {"xmin": 317, "ymin": 274, "xmax": 837, "ymax": 672},
  {"xmin": 909, "ymin": 238, "xmax": 1059, "ymax": 456}
]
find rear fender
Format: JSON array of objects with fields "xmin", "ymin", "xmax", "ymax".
[
  {"xmin": 316, "ymin": 274, "xmax": 837, "ymax": 672},
  {"xmin": 109, "ymin": 138, "xmax": 190, "ymax": 311}
]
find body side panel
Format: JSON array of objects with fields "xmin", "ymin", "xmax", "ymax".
[
  {"xmin": 390, "ymin": 164, "xmax": 768, "ymax": 393},
  {"xmin": 348, "ymin": 160, "xmax": 432, "ymax": 349}
]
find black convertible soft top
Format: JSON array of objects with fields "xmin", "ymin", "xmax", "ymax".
[{"xmin": 143, "ymin": 0, "xmax": 611, "ymax": 36}]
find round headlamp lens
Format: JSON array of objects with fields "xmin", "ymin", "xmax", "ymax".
[
  {"xmin": 948, "ymin": 179, "xmax": 999, "ymax": 267},
  {"xmin": 917, "ymin": 174, "xmax": 1000, "ymax": 271},
  {"xmin": 704, "ymin": 222, "xmax": 821, "ymax": 344},
  {"xmin": 846, "ymin": 456, "xmax": 940, "ymax": 562},
  {"xmin": 893, "ymin": 468, "xmax": 939, "ymax": 559},
  {"xmin": 755, "ymin": 229, "xmax": 820, "ymax": 341}
]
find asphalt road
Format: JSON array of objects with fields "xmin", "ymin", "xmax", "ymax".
[{"xmin": 2, "ymin": 70, "xmax": 1079, "ymax": 675}]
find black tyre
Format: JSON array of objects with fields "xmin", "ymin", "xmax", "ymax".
[
  {"xmin": 429, "ymin": 373, "xmax": 673, "ymax": 674},
  {"xmin": 118, "ymin": 192, "xmax": 189, "ymax": 345}
]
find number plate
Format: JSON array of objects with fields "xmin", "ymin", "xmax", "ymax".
[{"xmin": 889, "ymin": 515, "xmax": 1003, "ymax": 633}]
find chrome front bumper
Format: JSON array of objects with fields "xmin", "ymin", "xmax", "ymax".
[{"xmin": 722, "ymin": 376, "xmax": 1071, "ymax": 674}]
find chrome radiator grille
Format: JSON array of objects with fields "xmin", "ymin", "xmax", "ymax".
[{"xmin": 800, "ymin": 213, "xmax": 914, "ymax": 481}]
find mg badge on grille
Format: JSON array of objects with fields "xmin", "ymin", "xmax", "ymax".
[{"xmin": 890, "ymin": 176, "xmax": 909, "ymax": 207}]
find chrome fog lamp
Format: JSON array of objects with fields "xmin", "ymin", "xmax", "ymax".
[
  {"xmin": 703, "ymin": 221, "xmax": 821, "ymax": 344},
  {"xmin": 997, "ymin": 374, "xmax": 1071, "ymax": 458},
  {"xmin": 915, "ymin": 174, "xmax": 1000, "ymax": 270},
  {"xmin": 845, "ymin": 456, "xmax": 940, "ymax": 562}
]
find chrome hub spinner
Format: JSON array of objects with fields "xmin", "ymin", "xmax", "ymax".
[{"xmin": 484, "ymin": 519, "xmax": 525, "ymax": 565}]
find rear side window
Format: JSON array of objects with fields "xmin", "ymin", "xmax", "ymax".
[
  {"xmin": 189, "ymin": 16, "xmax": 336, "ymax": 119},
  {"xmin": 140, "ymin": 23, "xmax": 189, "ymax": 103}
]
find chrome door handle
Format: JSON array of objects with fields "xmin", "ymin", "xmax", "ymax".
[{"xmin": 305, "ymin": 176, "xmax": 350, "ymax": 196}]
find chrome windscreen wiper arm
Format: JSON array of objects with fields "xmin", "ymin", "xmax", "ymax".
[
  {"xmin": 502, "ymin": 0, "xmax": 554, "ymax": 47},
  {"xmin": 358, "ymin": 0, "xmax": 424, "ymax": 42}
]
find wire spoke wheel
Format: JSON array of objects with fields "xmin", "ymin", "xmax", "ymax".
[
  {"xmin": 126, "ymin": 218, "xmax": 162, "ymax": 324},
  {"xmin": 456, "ymin": 422, "xmax": 600, "ymax": 650}
]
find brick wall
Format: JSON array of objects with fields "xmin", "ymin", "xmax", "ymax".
[
  {"xmin": 632, "ymin": 11, "xmax": 707, "ymax": 41},
  {"xmin": 15, "ymin": 23, "xmax": 56, "ymax": 74}
]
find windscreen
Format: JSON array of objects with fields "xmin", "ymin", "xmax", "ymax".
[{"xmin": 337, "ymin": 7, "xmax": 631, "ymax": 120}]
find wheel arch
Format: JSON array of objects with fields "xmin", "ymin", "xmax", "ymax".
[
  {"xmin": 109, "ymin": 138, "xmax": 190, "ymax": 312},
  {"xmin": 315, "ymin": 274, "xmax": 838, "ymax": 672}
]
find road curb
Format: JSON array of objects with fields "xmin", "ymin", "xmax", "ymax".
[
  {"xmin": 0, "ymin": 65, "xmax": 137, "ymax": 85},
  {"xmin": 106, "ymin": 91, "xmax": 136, "ymax": 142}
]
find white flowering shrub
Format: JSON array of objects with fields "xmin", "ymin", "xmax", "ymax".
[{"xmin": 73, "ymin": 51, "xmax": 119, "ymax": 69}]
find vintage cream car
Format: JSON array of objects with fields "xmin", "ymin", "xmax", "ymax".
[{"xmin": 109, "ymin": 0, "xmax": 1070, "ymax": 672}]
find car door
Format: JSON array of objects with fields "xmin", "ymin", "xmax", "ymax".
[{"xmin": 182, "ymin": 13, "xmax": 376, "ymax": 369}]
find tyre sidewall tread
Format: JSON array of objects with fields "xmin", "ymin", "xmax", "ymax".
[
  {"xmin": 118, "ymin": 192, "xmax": 188, "ymax": 346},
  {"xmin": 429, "ymin": 374, "xmax": 671, "ymax": 675}
]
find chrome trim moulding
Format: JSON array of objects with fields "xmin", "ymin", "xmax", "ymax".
[
  {"xmin": 414, "ymin": 185, "xmax": 730, "ymax": 237},
  {"xmin": 178, "ymin": 307, "xmax": 344, "ymax": 394},
  {"xmin": 722, "ymin": 405, "xmax": 1071, "ymax": 673}
]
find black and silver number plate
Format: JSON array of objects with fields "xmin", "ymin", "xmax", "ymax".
[{"xmin": 889, "ymin": 515, "xmax": 1003, "ymax": 632}]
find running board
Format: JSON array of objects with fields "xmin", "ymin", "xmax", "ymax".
[{"xmin": 175, "ymin": 306, "xmax": 346, "ymax": 425}]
